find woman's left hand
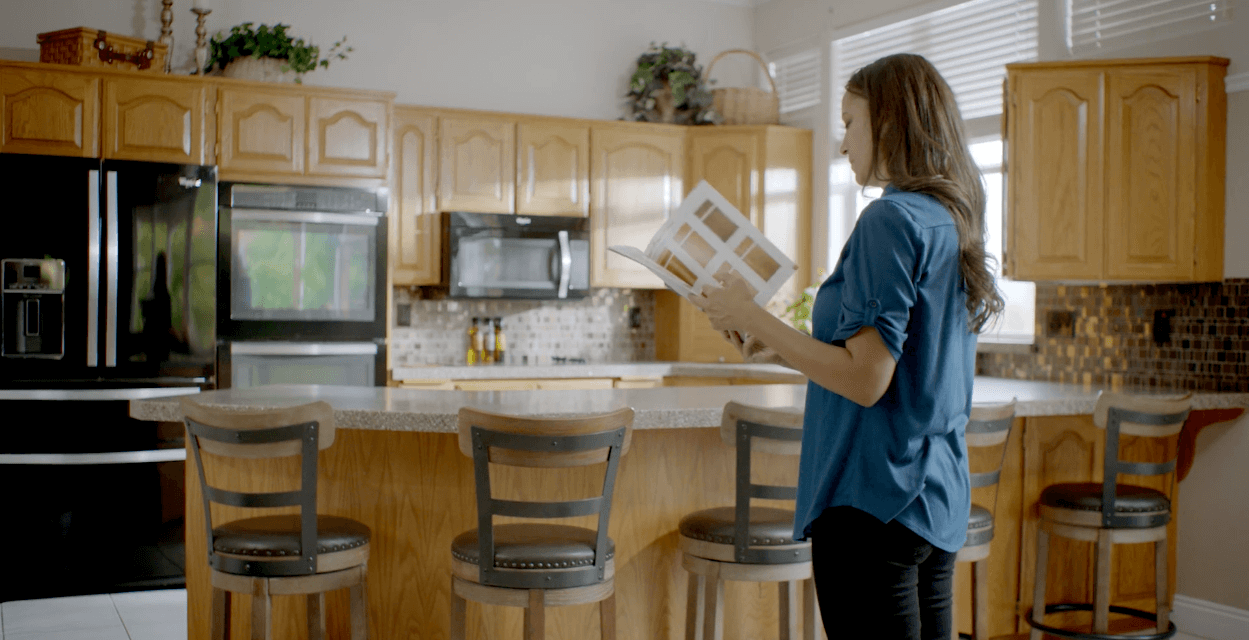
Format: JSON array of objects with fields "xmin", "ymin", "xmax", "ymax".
[{"xmin": 690, "ymin": 269, "xmax": 759, "ymax": 332}]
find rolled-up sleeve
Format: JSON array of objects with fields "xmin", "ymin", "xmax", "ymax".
[{"xmin": 831, "ymin": 200, "xmax": 919, "ymax": 360}]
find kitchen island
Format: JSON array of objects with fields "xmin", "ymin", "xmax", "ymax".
[{"xmin": 131, "ymin": 378, "xmax": 1248, "ymax": 640}]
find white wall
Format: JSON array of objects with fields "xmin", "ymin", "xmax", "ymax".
[{"xmin": 0, "ymin": 0, "xmax": 758, "ymax": 120}]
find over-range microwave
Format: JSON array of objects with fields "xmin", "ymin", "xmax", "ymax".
[{"xmin": 442, "ymin": 212, "xmax": 589, "ymax": 300}]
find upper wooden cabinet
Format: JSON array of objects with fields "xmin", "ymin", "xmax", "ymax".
[
  {"xmin": 437, "ymin": 112, "xmax": 515, "ymax": 213},
  {"xmin": 589, "ymin": 121, "xmax": 686, "ymax": 289},
  {"xmin": 391, "ymin": 106, "xmax": 439, "ymax": 286},
  {"xmin": 516, "ymin": 117, "xmax": 590, "ymax": 217},
  {"xmin": 217, "ymin": 86, "xmax": 305, "ymax": 176},
  {"xmin": 1006, "ymin": 57, "xmax": 1227, "ymax": 282},
  {"xmin": 102, "ymin": 76, "xmax": 208, "ymax": 164},
  {"xmin": 0, "ymin": 64, "xmax": 99, "ymax": 157},
  {"xmin": 307, "ymin": 96, "xmax": 388, "ymax": 178}
]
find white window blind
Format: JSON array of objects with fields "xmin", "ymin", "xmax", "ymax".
[
  {"xmin": 768, "ymin": 49, "xmax": 822, "ymax": 114},
  {"xmin": 832, "ymin": 0, "xmax": 1038, "ymax": 124},
  {"xmin": 1067, "ymin": 0, "xmax": 1234, "ymax": 54}
]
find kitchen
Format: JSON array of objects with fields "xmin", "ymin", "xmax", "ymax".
[{"xmin": 1, "ymin": 0, "xmax": 1246, "ymax": 639}]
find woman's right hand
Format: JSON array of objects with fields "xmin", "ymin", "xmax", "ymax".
[{"xmin": 723, "ymin": 331, "xmax": 790, "ymax": 367}]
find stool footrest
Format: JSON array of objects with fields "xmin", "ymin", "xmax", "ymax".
[{"xmin": 1025, "ymin": 603, "xmax": 1176, "ymax": 640}]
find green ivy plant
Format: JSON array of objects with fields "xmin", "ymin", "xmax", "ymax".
[
  {"xmin": 205, "ymin": 23, "xmax": 351, "ymax": 82},
  {"xmin": 626, "ymin": 43, "xmax": 720, "ymax": 125},
  {"xmin": 781, "ymin": 271, "xmax": 827, "ymax": 334}
]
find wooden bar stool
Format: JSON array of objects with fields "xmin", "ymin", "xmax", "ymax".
[
  {"xmin": 953, "ymin": 400, "xmax": 1017, "ymax": 640},
  {"xmin": 678, "ymin": 401, "xmax": 821, "ymax": 640},
  {"xmin": 449, "ymin": 406, "xmax": 634, "ymax": 640},
  {"xmin": 181, "ymin": 397, "xmax": 371, "ymax": 640},
  {"xmin": 1027, "ymin": 391, "xmax": 1191, "ymax": 640}
]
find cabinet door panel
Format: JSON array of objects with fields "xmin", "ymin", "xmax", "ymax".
[
  {"xmin": 218, "ymin": 88, "xmax": 305, "ymax": 175},
  {"xmin": 1104, "ymin": 68, "xmax": 1196, "ymax": 280},
  {"xmin": 517, "ymin": 120, "xmax": 589, "ymax": 216},
  {"xmin": 590, "ymin": 125, "xmax": 684, "ymax": 288},
  {"xmin": 308, "ymin": 96, "xmax": 388, "ymax": 178},
  {"xmin": 688, "ymin": 131, "xmax": 757, "ymax": 224},
  {"xmin": 391, "ymin": 107, "xmax": 438, "ymax": 286},
  {"xmin": 0, "ymin": 66, "xmax": 98, "ymax": 157},
  {"xmin": 1008, "ymin": 72, "xmax": 1103, "ymax": 280},
  {"xmin": 438, "ymin": 114, "xmax": 515, "ymax": 213},
  {"xmin": 103, "ymin": 77, "xmax": 204, "ymax": 163}
]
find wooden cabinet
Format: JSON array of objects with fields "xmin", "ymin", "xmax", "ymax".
[
  {"xmin": 589, "ymin": 122, "xmax": 686, "ymax": 288},
  {"xmin": 0, "ymin": 64, "xmax": 99, "ymax": 157},
  {"xmin": 1005, "ymin": 57, "xmax": 1227, "ymax": 282},
  {"xmin": 217, "ymin": 86, "xmax": 306, "ymax": 176},
  {"xmin": 437, "ymin": 112, "xmax": 515, "ymax": 213},
  {"xmin": 516, "ymin": 117, "xmax": 590, "ymax": 217},
  {"xmin": 307, "ymin": 96, "xmax": 388, "ymax": 178},
  {"xmin": 390, "ymin": 106, "xmax": 439, "ymax": 286},
  {"xmin": 102, "ymin": 76, "xmax": 208, "ymax": 164}
]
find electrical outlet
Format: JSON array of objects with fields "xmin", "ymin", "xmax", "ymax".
[
  {"xmin": 629, "ymin": 306, "xmax": 643, "ymax": 329},
  {"xmin": 1046, "ymin": 310, "xmax": 1074, "ymax": 338},
  {"xmin": 1153, "ymin": 309, "xmax": 1173, "ymax": 345}
]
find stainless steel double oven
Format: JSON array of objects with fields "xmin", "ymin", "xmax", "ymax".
[{"xmin": 216, "ymin": 183, "xmax": 388, "ymax": 388}]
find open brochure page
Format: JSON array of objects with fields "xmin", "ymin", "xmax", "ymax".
[{"xmin": 608, "ymin": 180, "xmax": 797, "ymax": 306}]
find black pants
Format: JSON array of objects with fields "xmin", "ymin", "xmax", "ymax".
[{"xmin": 809, "ymin": 506, "xmax": 958, "ymax": 640}]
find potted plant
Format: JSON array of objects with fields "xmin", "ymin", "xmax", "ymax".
[
  {"xmin": 626, "ymin": 43, "xmax": 720, "ymax": 125},
  {"xmin": 205, "ymin": 22, "xmax": 351, "ymax": 83}
]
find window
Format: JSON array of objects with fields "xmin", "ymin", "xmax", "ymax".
[
  {"xmin": 1066, "ymin": 0, "xmax": 1234, "ymax": 55},
  {"xmin": 769, "ymin": 49, "xmax": 822, "ymax": 115}
]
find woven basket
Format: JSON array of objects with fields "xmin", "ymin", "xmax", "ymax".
[
  {"xmin": 706, "ymin": 49, "xmax": 779, "ymax": 125},
  {"xmin": 37, "ymin": 27, "xmax": 167, "ymax": 73}
]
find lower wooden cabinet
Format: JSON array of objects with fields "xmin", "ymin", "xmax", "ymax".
[{"xmin": 654, "ymin": 290, "xmax": 743, "ymax": 364}]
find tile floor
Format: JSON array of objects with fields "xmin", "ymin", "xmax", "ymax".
[{"xmin": 0, "ymin": 589, "xmax": 185, "ymax": 640}]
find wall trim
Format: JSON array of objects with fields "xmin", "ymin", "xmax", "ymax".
[
  {"xmin": 1227, "ymin": 72, "xmax": 1249, "ymax": 94},
  {"xmin": 1172, "ymin": 594, "xmax": 1249, "ymax": 640}
]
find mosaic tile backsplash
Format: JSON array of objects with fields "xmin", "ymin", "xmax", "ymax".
[
  {"xmin": 977, "ymin": 279, "xmax": 1249, "ymax": 392},
  {"xmin": 391, "ymin": 288, "xmax": 656, "ymax": 366}
]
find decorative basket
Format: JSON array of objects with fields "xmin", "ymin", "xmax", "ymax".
[
  {"xmin": 705, "ymin": 49, "xmax": 780, "ymax": 126},
  {"xmin": 37, "ymin": 27, "xmax": 167, "ymax": 73}
]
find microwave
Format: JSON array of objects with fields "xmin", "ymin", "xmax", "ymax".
[{"xmin": 443, "ymin": 212, "xmax": 590, "ymax": 300}]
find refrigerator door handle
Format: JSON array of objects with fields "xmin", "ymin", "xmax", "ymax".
[
  {"xmin": 86, "ymin": 170, "xmax": 100, "ymax": 367},
  {"xmin": 105, "ymin": 170, "xmax": 118, "ymax": 367}
]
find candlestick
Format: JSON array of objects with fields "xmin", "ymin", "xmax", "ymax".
[
  {"xmin": 158, "ymin": 0, "xmax": 174, "ymax": 73},
  {"xmin": 192, "ymin": 7, "xmax": 212, "ymax": 75}
]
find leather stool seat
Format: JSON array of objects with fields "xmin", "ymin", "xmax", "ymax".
[
  {"xmin": 965, "ymin": 504, "xmax": 995, "ymax": 548},
  {"xmin": 679, "ymin": 506, "xmax": 799, "ymax": 549},
  {"xmin": 452, "ymin": 523, "xmax": 615, "ymax": 570},
  {"xmin": 214, "ymin": 515, "xmax": 371, "ymax": 560},
  {"xmin": 1040, "ymin": 483, "xmax": 1171, "ymax": 528}
]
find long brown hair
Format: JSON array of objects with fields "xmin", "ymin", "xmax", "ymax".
[{"xmin": 846, "ymin": 53, "xmax": 1003, "ymax": 333}]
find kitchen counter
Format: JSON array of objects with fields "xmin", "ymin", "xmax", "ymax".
[{"xmin": 390, "ymin": 361, "xmax": 807, "ymax": 382}]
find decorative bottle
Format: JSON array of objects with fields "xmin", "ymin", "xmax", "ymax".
[
  {"xmin": 467, "ymin": 317, "xmax": 481, "ymax": 365},
  {"xmin": 481, "ymin": 316, "xmax": 495, "ymax": 364},
  {"xmin": 493, "ymin": 317, "xmax": 506, "ymax": 365}
]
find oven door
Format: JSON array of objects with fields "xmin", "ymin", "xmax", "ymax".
[{"xmin": 220, "ymin": 341, "xmax": 383, "ymax": 388}]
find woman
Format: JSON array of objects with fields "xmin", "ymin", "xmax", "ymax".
[{"xmin": 691, "ymin": 53, "xmax": 1003, "ymax": 639}]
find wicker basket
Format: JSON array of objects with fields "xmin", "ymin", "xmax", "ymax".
[
  {"xmin": 37, "ymin": 27, "xmax": 167, "ymax": 73},
  {"xmin": 706, "ymin": 49, "xmax": 780, "ymax": 125}
]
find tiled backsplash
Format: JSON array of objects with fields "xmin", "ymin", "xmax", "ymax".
[
  {"xmin": 391, "ymin": 288, "xmax": 656, "ymax": 366},
  {"xmin": 977, "ymin": 279, "xmax": 1249, "ymax": 392}
]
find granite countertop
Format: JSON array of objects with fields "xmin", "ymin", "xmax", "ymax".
[
  {"xmin": 128, "ymin": 377, "xmax": 1249, "ymax": 433},
  {"xmin": 391, "ymin": 361, "xmax": 808, "ymax": 382}
]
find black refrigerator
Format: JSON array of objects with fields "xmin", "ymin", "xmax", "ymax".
[{"xmin": 0, "ymin": 152, "xmax": 215, "ymax": 601}]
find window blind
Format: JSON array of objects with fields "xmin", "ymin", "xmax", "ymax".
[
  {"xmin": 831, "ymin": 0, "xmax": 1038, "ymax": 124},
  {"xmin": 768, "ymin": 49, "xmax": 822, "ymax": 114},
  {"xmin": 1067, "ymin": 0, "xmax": 1234, "ymax": 54}
]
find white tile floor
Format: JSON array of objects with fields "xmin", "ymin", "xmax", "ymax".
[{"xmin": 0, "ymin": 590, "xmax": 185, "ymax": 640}]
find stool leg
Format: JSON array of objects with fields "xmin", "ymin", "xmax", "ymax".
[
  {"xmin": 802, "ymin": 577, "xmax": 820, "ymax": 640},
  {"xmin": 1030, "ymin": 528, "xmax": 1050, "ymax": 640},
  {"xmin": 600, "ymin": 592, "xmax": 617, "ymax": 640},
  {"xmin": 449, "ymin": 577, "xmax": 466, "ymax": 640},
  {"xmin": 686, "ymin": 572, "xmax": 705, "ymax": 640},
  {"xmin": 1093, "ymin": 529, "xmax": 1113, "ymax": 634},
  {"xmin": 524, "ymin": 589, "xmax": 546, "ymax": 640},
  {"xmin": 1155, "ymin": 535, "xmax": 1170, "ymax": 634},
  {"xmin": 307, "ymin": 593, "xmax": 326, "ymax": 640},
  {"xmin": 973, "ymin": 559, "xmax": 988, "ymax": 640},
  {"xmin": 703, "ymin": 575, "xmax": 724, "ymax": 640},
  {"xmin": 251, "ymin": 579, "xmax": 272, "ymax": 640},
  {"xmin": 350, "ymin": 566, "xmax": 369, "ymax": 640},
  {"xmin": 779, "ymin": 580, "xmax": 798, "ymax": 640},
  {"xmin": 211, "ymin": 587, "xmax": 230, "ymax": 640}
]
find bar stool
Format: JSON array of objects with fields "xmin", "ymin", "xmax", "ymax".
[
  {"xmin": 449, "ymin": 406, "xmax": 634, "ymax": 640},
  {"xmin": 678, "ymin": 401, "xmax": 821, "ymax": 640},
  {"xmin": 1027, "ymin": 391, "xmax": 1191, "ymax": 640},
  {"xmin": 953, "ymin": 400, "xmax": 1017, "ymax": 640},
  {"xmin": 181, "ymin": 397, "xmax": 371, "ymax": 640}
]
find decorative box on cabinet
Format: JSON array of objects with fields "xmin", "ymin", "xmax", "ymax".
[
  {"xmin": 516, "ymin": 117, "xmax": 590, "ymax": 217},
  {"xmin": 391, "ymin": 105, "xmax": 439, "ymax": 286},
  {"xmin": 103, "ymin": 75, "xmax": 209, "ymax": 164},
  {"xmin": 0, "ymin": 64, "xmax": 99, "ymax": 157},
  {"xmin": 589, "ymin": 121, "xmax": 686, "ymax": 289},
  {"xmin": 436, "ymin": 111, "xmax": 515, "ymax": 213},
  {"xmin": 1005, "ymin": 56, "xmax": 1228, "ymax": 282}
]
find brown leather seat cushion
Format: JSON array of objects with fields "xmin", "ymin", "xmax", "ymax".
[
  {"xmin": 213, "ymin": 515, "xmax": 370, "ymax": 557},
  {"xmin": 1040, "ymin": 483, "xmax": 1170, "ymax": 514},
  {"xmin": 965, "ymin": 504, "xmax": 994, "ymax": 548},
  {"xmin": 452, "ymin": 523, "xmax": 614, "ymax": 569},
  {"xmin": 678, "ymin": 506, "xmax": 799, "ymax": 546}
]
